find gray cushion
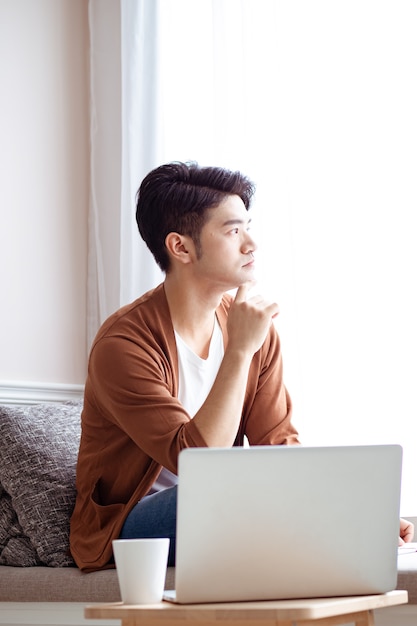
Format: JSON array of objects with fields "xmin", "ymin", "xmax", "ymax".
[
  {"xmin": 0, "ymin": 491, "xmax": 40, "ymax": 566},
  {"xmin": 0, "ymin": 401, "xmax": 82, "ymax": 566},
  {"xmin": 0, "ymin": 564, "xmax": 176, "ymax": 602}
]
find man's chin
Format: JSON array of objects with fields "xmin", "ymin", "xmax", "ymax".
[{"xmin": 226, "ymin": 279, "xmax": 257, "ymax": 295}]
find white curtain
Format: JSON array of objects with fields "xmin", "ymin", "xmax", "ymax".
[
  {"xmin": 88, "ymin": 0, "xmax": 122, "ymax": 345},
  {"xmin": 88, "ymin": 0, "xmax": 164, "ymax": 346},
  {"xmin": 88, "ymin": 0, "xmax": 417, "ymax": 514},
  {"xmin": 120, "ymin": 0, "xmax": 164, "ymax": 306}
]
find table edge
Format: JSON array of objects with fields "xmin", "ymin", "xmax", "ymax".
[{"xmin": 84, "ymin": 590, "xmax": 408, "ymax": 621}]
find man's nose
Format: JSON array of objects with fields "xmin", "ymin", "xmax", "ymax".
[{"xmin": 243, "ymin": 232, "xmax": 257, "ymax": 253}]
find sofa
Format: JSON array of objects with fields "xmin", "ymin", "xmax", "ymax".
[
  {"xmin": 0, "ymin": 400, "xmax": 175, "ymax": 625},
  {"xmin": 0, "ymin": 400, "xmax": 416, "ymax": 626}
]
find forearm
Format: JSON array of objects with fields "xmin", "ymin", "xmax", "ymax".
[{"xmin": 192, "ymin": 347, "xmax": 253, "ymax": 447}]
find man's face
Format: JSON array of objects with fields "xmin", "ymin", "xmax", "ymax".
[{"xmin": 193, "ymin": 194, "xmax": 257, "ymax": 292}]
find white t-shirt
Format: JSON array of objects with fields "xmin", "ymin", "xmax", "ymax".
[{"xmin": 148, "ymin": 317, "xmax": 224, "ymax": 494}]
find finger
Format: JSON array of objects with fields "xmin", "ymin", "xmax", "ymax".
[
  {"xmin": 400, "ymin": 519, "xmax": 415, "ymax": 543},
  {"xmin": 247, "ymin": 295, "xmax": 279, "ymax": 318},
  {"xmin": 234, "ymin": 283, "xmax": 250, "ymax": 303},
  {"xmin": 267, "ymin": 302, "xmax": 280, "ymax": 319}
]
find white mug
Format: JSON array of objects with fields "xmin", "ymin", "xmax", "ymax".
[{"xmin": 112, "ymin": 538, "xmax": 170, "ymax": 604}]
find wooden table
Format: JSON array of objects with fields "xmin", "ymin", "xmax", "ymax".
[{"xmin": 85, "ymin": 589, "xmax": 407, "ymax": 626}]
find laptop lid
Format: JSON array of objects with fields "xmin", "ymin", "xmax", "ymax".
[{"xmin": 167, "ymin": 444, "xmax": 402, "ymax": 604}]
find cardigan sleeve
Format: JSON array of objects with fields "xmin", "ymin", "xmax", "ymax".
[
  {"xmin": 241, "ymin": 324, "xmax": 300, "ymax": 446},
  {"xmin": 87, "ymin": 332, "xmax": 208, "ymax": 475}
]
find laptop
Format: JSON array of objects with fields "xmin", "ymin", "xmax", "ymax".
[{"xmin": 164, "ymin": 444, "xmax": 402, "ymax": 604}]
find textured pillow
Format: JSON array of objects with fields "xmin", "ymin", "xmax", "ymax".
[
  {"xmin": 0, "ymin": 401, "xmax": 82, "ymax": 566},
  {"xmin": 0, "ymin": 491, "xmax": 41, "ymax": 566}
]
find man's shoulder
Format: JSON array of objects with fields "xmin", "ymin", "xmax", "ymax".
[{"xmin": 94, "ymin": 283, "xmax": 169, "ymax": 341}]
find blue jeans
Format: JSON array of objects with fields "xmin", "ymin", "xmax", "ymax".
[{"xmin": 120, "ymin": 486, "xmax": 177, "ymax": 566}]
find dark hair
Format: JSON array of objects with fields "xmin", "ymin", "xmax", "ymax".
[{"xmin": 135, "ymin": 161, "xmax": 255, "ymax": 272}]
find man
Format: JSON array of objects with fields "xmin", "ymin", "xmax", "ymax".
[
  {"xmin": 69, "ymin": 162, "xmax": 411, "ymax": 572},
  {"xmin": 70, "ymin": 161, "xmax": 299, "ymax": 571}
]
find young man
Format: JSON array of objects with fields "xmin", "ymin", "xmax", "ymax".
[{"xmin": 69, "ymin": 162, "xmax": 411, "ymax": 572}]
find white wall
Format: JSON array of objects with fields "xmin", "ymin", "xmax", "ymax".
[{"xmin": 0, "ymin": 0, "xmax": 89, "ymax": 388}]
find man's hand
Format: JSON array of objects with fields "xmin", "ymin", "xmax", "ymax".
[
  {"xmin": 227, "ymin": 283, "xmax": 279, "ymax": 357},
  {"xmin": 399, "ymin": 517, "xmax": 414, "ymax": 545},
  {"xmin": 192, "ymin": 283, "xmax": 279, "ymax": 448}
]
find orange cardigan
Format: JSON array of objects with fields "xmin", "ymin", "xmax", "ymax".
[{"xmin": 69, "ymin": 284, "xmax": 299, "ymax": 571}]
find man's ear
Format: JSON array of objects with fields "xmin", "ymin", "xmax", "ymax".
[{"xmin": 165, "ymin": 232, "xmax": 195, "ymax": 265}]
